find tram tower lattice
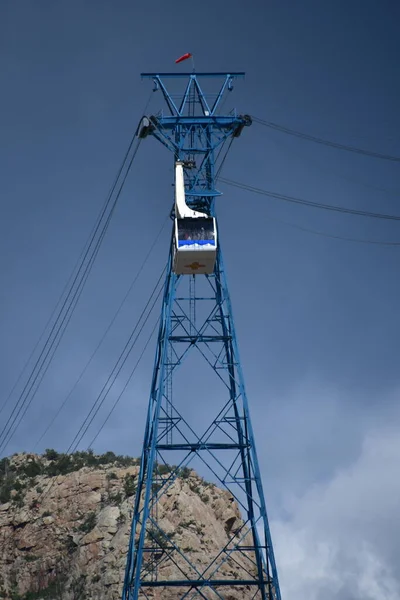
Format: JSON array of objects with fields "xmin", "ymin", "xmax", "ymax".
[{"xmin": 122, "ymin": 72, "xmax": 282, "ymax": 600}]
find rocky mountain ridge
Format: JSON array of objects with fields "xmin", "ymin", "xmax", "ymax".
[{"xmin": 0, "ymin": 451, "xmax": 254, "ymax": 599}]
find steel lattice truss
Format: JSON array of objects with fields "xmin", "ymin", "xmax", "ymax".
[
  {"xmin": 122, "ymin": 73, "xmax": 281, "ymax": 600},
  {"xmin": 137, "ymin": 72, "xmax": 251, "ymax": 214}
]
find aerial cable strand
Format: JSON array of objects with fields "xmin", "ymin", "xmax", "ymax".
[
  {"xmin": 0, "ymin": 135, "xmax": 139, "ymax": 421},
  {"xmin": 0, "ymin": 87, "xmax": 155, "ymax": 440},
  {"xmin": 68, "ymin": 285, "xmax": 163, "ymax": 454},
  {"xmin": 0, "ymin": 273, "xmax": 82, "ymax": 419},
  {"xmin": 0, "ymin": 222, "xmax": 110, "ymax": 455},
  {"xmin": 266, "ymin": 133, "xmax": 400, "ymax": 199},
  {"xmin": 252, "ymin": 116, "xmax": 400, "ymax": 162},
  {"xmin": 216, "ymin": 137, "xmax": 235, "ymax": 181},
  {"xmin": 262, "ymin": 212, "xmax": 400, "ymax": 246},
  {"xmin": 0, "ymin": 136, "xmax": 142, "ymax": 455},
  {"xmin": 87, "ymin": 315, "xmax": 160, "ymax": 449},
  {"xmin": 36, "ymin": 267, "xmax": 165, "ymax": 505},
  {"xmin": 33, "ymin": 214, "xmax": 169, "ymax": 452},
  {"xmin": 64, "ymin": 265, "xmax": 166, "ymax": 455},
  {"xmin": 220, "ymin": 177, "xmax": 400, "ymax": 222},
  {"xmin": 0, "ymin": 158, "xmax": 131, "ymax": 420},
  {"xmin": 0, "ymin": 150, "xmax": 136, "ymax": 453}
]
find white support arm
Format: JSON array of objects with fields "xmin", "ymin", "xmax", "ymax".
[{"xmin": 175, "ymin": 162, "xmax": 208, "ymax": 219}]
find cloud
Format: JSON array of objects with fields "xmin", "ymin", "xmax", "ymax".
[{"xmin": 271, "ymin": 415, "xmax": 400, "ymax": 600}]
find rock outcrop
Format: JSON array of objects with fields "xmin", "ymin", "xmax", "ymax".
[{"xmin": 0, "ymin": 452, "xmax": 257, "ymax": 599}]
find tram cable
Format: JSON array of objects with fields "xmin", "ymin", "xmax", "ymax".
[
  {"xmin": 62, "ymin": 264, "xmax": 166, "ymax": 455},
  {"xmin": 250, "ymin": 210, "xmax": 400, "ymax": 246},
  {"xmin": 32, "ymin": 215, "xmax": 169, "ymax": 452},
  {"xmin": 87, "ymin": 314, "xmax": 160, "ymax": 449},
  {"xmin": 0, "ymin": 138, "xmax": 142, "ymax": 454},
  {"xmin": 35, "ymin": 265, "xmax": 165, "ymax": 506},
  {"xmin": 220, "ymin": 177, "xmax": 400, "ymax": 222},
  {"xmin": 215, "ymin": 137, "xmax": 235, "ymax": 180},
  {"xmin": 0, "ymin": 135, "xmax": 143, "ymax": 456},
  {"xmin": 252, "ymin": 116, "xmax": 400, "ymax": 163},
  {"xmin": 0, "ymin": 272, "xmax": 79, "ymax": 419},
  {"xmin": 0, "ymin": 187, "xmax": 118, "ymax": 421},
  {"xmin": 265, "ymin": 131, "xmax": 400, "ymax": 200},
  {"xmin": 220, "ymin": 177, "xmax": 400, "ymax": 246},
  {"xmin": 0, "ymin": 224, "xmax": 111, "ymax": 455}
]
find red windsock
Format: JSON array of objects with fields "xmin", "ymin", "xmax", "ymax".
[{"xmin": 175, "ymin": 53, "xmax": 192, "ymax": 64}]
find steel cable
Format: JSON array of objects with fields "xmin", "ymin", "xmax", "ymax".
[
  {"xmin": 0, "ymin": 136, "xmax": 142, "ymax": 455},
  {"xmin": 252, "ymin": 116, "xmax": 400, "ymax": 163},
  {"xmin": 32, "ymin": 215, "xmax": 169, "ymax": 452},
  {"xmin": 35, "ymin": 264, "xmax": 166, "ymax": 506}
]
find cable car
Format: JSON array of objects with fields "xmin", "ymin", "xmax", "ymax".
[
  {"xmin": 172, "ymin": 162, "xmax": 217, "ymax": 275},
  {"xmin": 174, "ymin": 216, "xmax": 217, "ymax": 275}
]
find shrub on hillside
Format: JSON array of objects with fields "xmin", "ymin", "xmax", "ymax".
[
  {"xmin": 21, "ymin": 460, "xmax": 43, "ymax": 478},
  {"xmin": 78, "ymin": 512, "xmax": 96, "ymax": 534},
  {"xmin": 44, "ymin": 449, "xmax": 59, "ymax": 461},
  {"xmin": 0, "ymin": 480, "xmax": 13, "ymax": 504},
  {"xmin": 124, "ymin": 474, "xmax": 136, "ymax": 497}
]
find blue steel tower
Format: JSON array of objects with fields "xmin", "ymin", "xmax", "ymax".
[{"xmin": 123, "ymin": 72, "xmax": 281, "ymax": 600}]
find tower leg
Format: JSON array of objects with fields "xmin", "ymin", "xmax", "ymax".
[{"xmin": 122, "ymin": 240, "xmax": 281, "ymax": 600}]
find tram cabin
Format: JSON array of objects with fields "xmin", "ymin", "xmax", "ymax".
[{"xmin": 173, "ymin": 217, "xmax": 217, "ymax": 275}]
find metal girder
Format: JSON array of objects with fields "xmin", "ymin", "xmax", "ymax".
[
  {"xmin": 122, "ymin": 73, "xmax": 281, "ymax": 600},
  {"xmin": 137, "ymin": 73, "xmax": 251, "ymax": 214}
]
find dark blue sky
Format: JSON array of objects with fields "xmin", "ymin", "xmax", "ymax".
[{"xmin": 1, "ymin": 2, "xmax": 399, "ymax": 598}]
